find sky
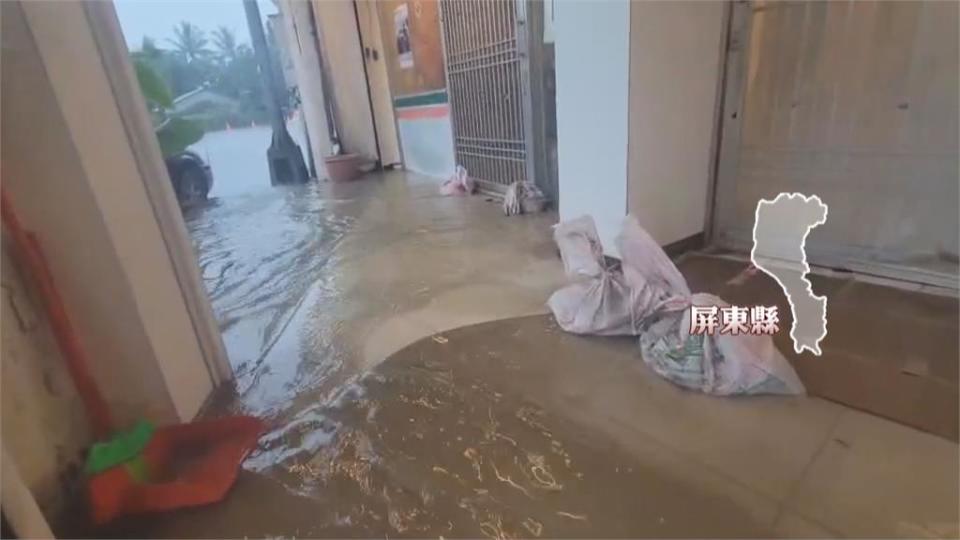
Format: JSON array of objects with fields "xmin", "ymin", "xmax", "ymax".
[{"xmin": 114, "ymin": 0, "xmax": 278, "ymax": 50}]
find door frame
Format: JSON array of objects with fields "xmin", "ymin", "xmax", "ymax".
[
  {"xmin": 516, "ymin": 0, "xmax": 537, "ymax": 189},
  {"xmin": 81, "ymin": 2, "xmax": 234, "ymax": 391},
  {"xmin": 351, "ymin": 0, "xmax": 383, "ymax": 166},
  {"xmin": 705, "ymin": 0, "xmax": 751, "ymax": 246},
  {"xmin": 353, "ymin": 0, "xmax": 404, "ymax": 168}
]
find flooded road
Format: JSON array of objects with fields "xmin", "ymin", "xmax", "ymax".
[{"xmin": 190, "ymin": 117, "xmax": 310, "ymax": 199}]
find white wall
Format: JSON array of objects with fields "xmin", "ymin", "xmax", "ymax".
[
  {"xmin": 626, "ymin": 2, "xmax": 725, "ymax": 246},
  {"xmin": 4, "ymin": 1, "xmax": 176, "ymax": 429},
  {"xmin": 554, "ymin": 0, "xmax": 631, "ymax": 255},
  {"xmin": 1, "ymin": 4, "xmax": 226, "ymax": 521},
  {"xmin": 16, "ymin": 0, "xmax": 216, "ymax": 424}
]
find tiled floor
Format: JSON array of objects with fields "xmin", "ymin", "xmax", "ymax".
[{"xmin": 787, "ymin": 409, "xmax": 959, "ymax": 537}]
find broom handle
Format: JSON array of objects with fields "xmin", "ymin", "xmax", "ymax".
[{"xmin": 1, "ymin": 189, "xmax": 113, "ymax": 438}]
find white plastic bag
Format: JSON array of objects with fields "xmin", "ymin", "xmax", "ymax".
[
  {"xmin": 548, "ymin": 215, "xmax": 805, "ymax": 396},
  {"xmin": 638, "ymin": 292, "xmax": 805, "ymax": 395},
  {"xmin": 439, "ymin": 165, "xmax": 474, "ymax": 196},
  {"xmin": 618, "ymin": 216, "xmax": 691, "ymax": 300},
  {"xmin": 547, "ymin": 271, "xmax": 643, "ymax": 336},
  {"xmin": 547, "ymin": 217, "xmax": 655, "ymax": 335},
  {"xmin": 552, "ymin": 216, "xmax": 604, "ymax": 279}
]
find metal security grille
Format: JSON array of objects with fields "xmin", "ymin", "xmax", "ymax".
[{"xmin": 440, "ymin": 0, "xmax": 531, "ymax": 192}]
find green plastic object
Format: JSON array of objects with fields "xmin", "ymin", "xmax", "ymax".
[{"xmin": 85, "ymin": 420, "xmax": 155, "ymax": 475}]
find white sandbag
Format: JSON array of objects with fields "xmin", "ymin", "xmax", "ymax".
[
  {"xmin": 548, "ymin": 217, "xmax": 639, "ymax": 334},
  {"xmin": 552, "ymin": 216, "xmax": 604, "ymax": 279},
  {"xmin": 547, "ymin": 272, "xmax": 643, "ymax": 336},
  {"xmin": 617, "ymin": 216, "xmax": 690, "ymax": 299},
  {"xmin": 638, "ymin": 293, "xmax": 805, "ymax": 395},
  {"xmin": 548, "ymin": 215, "xmax": 805, "ymax": 396}
]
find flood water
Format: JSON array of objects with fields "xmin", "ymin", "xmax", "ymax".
[
  {"xmin": 95, "ymin": 127, "xmax": 767, "ymax": 537},
  {"xmin": 184, "ymin": 121, "xmax": 357, "ymax": 418},
  {"xmin": 184, "ymin": 182, "xmax": 355, "ymax": 417},
  {"xmin": 103, "ymin": 314, "xmax": 766, "ymax": 538}
]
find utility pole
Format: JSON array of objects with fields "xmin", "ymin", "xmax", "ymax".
[{"xmin": 243, "ymin": 0, "xmax": 309, "ymax": 184}]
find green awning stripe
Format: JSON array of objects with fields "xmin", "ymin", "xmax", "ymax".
[{"xmin": 394, "ymin": 90, "xmax": 448, "ymax": 109}]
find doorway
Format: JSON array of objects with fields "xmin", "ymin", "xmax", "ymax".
[
  {"xmin": 356, "ymin": 0, "xmax": 402, "ymax": 168},
  {"xmin": 439, "ymin": 0, "xmax": 534, "ymax": 194}
]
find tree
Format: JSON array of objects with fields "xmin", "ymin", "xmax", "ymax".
[
  {"xmin": 133, "ymin": 36, "xmax": 175, "ymax": 93},
  {"xmin": 129, "ymin": 22, "xmax": 276, "ymax": 131},
  {"xmin": 211, "ymin": 26, "xmax": 239, "ymax": 65},
  {"xmin": 134, "ymin": 58, "xmax": 172, "ymax": 110},
  {"xmin": 140, "ymin": 36, "xmax": 164, "ymax": 62},
  {"xmin": 168, "ymin": 21, "xmax": 210, "ymax": 64},
  {"xmin": 164, "ymin": 22, "xmax": 216, "ymax": 95},
  {"xmin": 132, "ymin": 59, "xmax": 204, "ymax": 156}
]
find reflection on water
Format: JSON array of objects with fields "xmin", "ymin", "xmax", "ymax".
[{"xmin": 184, "ymin": 182, "xmax": 354, "ymax": 416}]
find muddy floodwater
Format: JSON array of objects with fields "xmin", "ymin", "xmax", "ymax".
[
  {"xmin": 94, "ymin": 169, "xmax": 768, "ymax": 537},
  {"xmin": 104, "ymin": 317, "xmax": 767, "ymax": 538}
]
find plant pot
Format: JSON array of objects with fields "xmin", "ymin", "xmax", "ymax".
[{"xmin": 324, "ymin": 153, "xmax": 361, "ymax": 182}]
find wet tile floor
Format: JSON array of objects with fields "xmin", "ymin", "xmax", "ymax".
[{"xmin": 90, "ymin": 171, "xmax": 957, "ymax": 538}]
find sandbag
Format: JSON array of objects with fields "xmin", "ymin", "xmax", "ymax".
[
  {"xmin": 638, "ymin": 293, "xmax": 805, "ymax": 395},
  {"xmin": 547, "ymin": 216, "xmax": 646, "ymax": 335},
  {"xmin": 548, "ymin": 215, "xmax": 805, "ymax": 396}
]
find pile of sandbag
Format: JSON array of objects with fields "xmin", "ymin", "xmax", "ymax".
[{"xmin": 547, "ymin": 215, "xmax": 804, "ymax": 396}]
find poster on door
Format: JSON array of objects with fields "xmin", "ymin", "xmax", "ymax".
[{"xmin": 394, "ymin": 3, "xmax": 414, "ymax": 69}]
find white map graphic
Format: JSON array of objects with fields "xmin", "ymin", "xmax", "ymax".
[{"xmin": 751, "ymin": 193, "xmax": 829, "ymax": 355}]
